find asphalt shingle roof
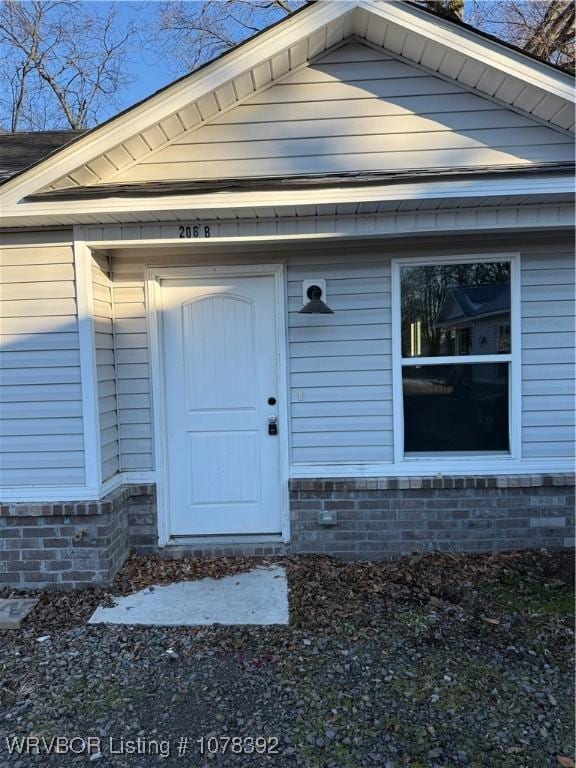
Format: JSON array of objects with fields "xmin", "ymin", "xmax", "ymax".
[{"xmin": 0, "ymin": 130, "xmax": 85, "ymax": 183}]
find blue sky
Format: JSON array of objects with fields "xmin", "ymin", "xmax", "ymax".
[
  {"xmin": 91, "ymin": 0, "xmax": 506, "ymax": 118},
  {"xmin": 110, "ymin": 1, "xmax": 178, "ymax": 107}
]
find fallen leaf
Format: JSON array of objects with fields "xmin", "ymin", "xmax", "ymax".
[
  {"xmin": 482, "ymin": 617, "xmax": 500, "ymax": 625},
  {"xmin": 556, "ymin": 757, "xmax": 575, "ymax": 767}
]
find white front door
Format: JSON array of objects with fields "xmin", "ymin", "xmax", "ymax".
[{"xmin": 161, "ymin": 272, "xmax": 283, "ymax": 537}]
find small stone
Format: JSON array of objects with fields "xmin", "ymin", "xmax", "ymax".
[
  {"xmin": 89, "ymin": 753, "xmax": 103, "ymax": 762},
  {"xmin": 166, "ymin": 649, "xmax": 179, "ymax": 661},
  {"xmin": 0, "ymin": 599, "xmax": 38, "ymax": 630},
  {"xmin": 428, "ymin": 748, "xmax": 443, "ymax": 759},
  {"xmin": 36, "ymin": 636, "xmax": 51, "ymax": 643}
]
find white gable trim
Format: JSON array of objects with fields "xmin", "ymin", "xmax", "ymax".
[
  {"xmin": 0, "ymin": 1, "xmax": 356, "ymax": 206},
  {"xmin": 0, "ymin": 1, "xmax": 573, "ymax": 207},
  {"xmin": 360, "ymin": 1, "xmax": 574, "ymax": 102}
]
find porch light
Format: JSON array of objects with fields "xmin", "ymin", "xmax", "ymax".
[{"xmin": 298, "ymin": 284, "xmax": 334, "ymax": 314}]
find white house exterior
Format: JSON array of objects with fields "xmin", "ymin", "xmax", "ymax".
[{"xmin": 0, "ymin": 0, "xmax": 574, "ymax": 588}]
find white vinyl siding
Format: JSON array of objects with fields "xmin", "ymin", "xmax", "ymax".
[
  {"xmin": 111, "ymin": 43, "xmax": 573, "ymax": 184},
  {"xmin": 521, "ymin": 249, "xmax": 575, "ymax": 459},
  {"xmin": 0, "ymin": 231, "xmax": 85, "ymax": 486},
  {"xmin": 111, "ymin": 246, "xmax": 393, "ymax": 469},
  {"xmin": 110, "ymin": 271, "xmax": 153, "ymax": 471},
  {"xmin": 288, "ymin": 256, "xmax": 392, "ymax": 463},
  {"xmin": 92, "ymin": 252, "xmax": 119, "ymax": 481},
  {"xmin": 109, "ymin": 237, "xmax": 575, "ymax": 471}
]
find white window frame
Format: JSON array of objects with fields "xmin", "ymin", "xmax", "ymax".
[{"xmin": 391, "ymin": 252, "xmax": 521, "ymax": 467}]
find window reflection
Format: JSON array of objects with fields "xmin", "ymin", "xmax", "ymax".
[
  {"xmin": 402, "ymin": 363, "xmax": 510, "ymax": 453},
  {"xmin": 401, "ymin": 262, "xmax": 511, "ymax": 358}
]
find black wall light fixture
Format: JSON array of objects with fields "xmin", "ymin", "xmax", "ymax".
[{"xmin": 298, "ymin": 284, "xmax": 334, "ymax": 314}]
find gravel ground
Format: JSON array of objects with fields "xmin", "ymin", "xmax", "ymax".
[{"xmin": 0, "ymin": 549, "xmax": 574, "ymax": 768}]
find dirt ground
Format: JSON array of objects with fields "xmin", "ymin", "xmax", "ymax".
[{"xmin": 0, "ymin": 549, "xmax": 574, "ymax": 767}]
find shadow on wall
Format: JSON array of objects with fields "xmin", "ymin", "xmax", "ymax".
[
  {"xmin": 0, "ymin": 311, "xmax": 88, "ymax": 487},
  {"xmin": 111, "ymin": 45, "xmax": 575, "ymax": 184}
]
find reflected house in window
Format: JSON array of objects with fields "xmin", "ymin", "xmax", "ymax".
[
  {"xmin": 434, "ymin": 285, "xmax": 511, "ymax": 356},
  {"xmin": 400, "ymin": 261, "xmax": 513, "ymax": 455}
]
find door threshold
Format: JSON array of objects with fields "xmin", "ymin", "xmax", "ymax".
[{"xmin": 166, "ymin": 533, "xmax": 284, "ymax": 547}]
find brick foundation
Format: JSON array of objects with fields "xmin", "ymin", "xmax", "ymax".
[
  {"xmin": 0, "ymin": 485, "xmax": 156, "ymax": 589},
  {"xmin": 1, "ymin": 474, "xmax": 574, "ymax": 587},
  {"xmin": 289, "ymin": 474, "xmax": 575, "ymax": 559}
]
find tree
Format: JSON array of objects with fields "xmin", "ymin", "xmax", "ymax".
[
  {"xmin": 420, "ymin": 0, "xmax": 574, "ymax": 70},
  {"xmin": 153, "ymin": 0, "xmax": 302, "ymax": 73},
  {"xmin": 1, "ymin": 0, "xmax": 573, "ymax": 132},
  {"xmin": 0, "ymin": 0, "xmax": 139, "ymax": 132},
  {"xmin": 151, "ymin": 0, "xmax": 574, "ymax": 74},
  {"xmin": 400, "ymin": 262, "xmax": 510, "ymax": 357},
  {"xmin": 499, "ymin": 0, "xmax": 575, "ymax": 71},
  {"xmin": 420, "ymin": 1, "xmax": 464, "ymax": 20}
]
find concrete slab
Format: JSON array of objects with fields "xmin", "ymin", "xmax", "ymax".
[
  {"xmin": 88, "ymin": 566, "xmax": 289, "ymax": 626},
  {"xmin": 0, "ymin": 598, "xmax": 38, "ymax": 629}
]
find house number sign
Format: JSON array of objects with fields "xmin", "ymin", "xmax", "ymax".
[{"xmin": 178, "ymin": 225, "xmax": 211, "ymax": 239}]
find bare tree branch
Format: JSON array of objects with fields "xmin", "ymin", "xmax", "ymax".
[
  {"xmin": 1, "ymin": 0, "xmax": 573, "ymax": 133},
  {"xmin": 151, "ymin": 0, "xmax": 304, "ymax": 72},
  {"xmin": 0, "ymin": 0, "xmax": 140, "ymax": 131}
]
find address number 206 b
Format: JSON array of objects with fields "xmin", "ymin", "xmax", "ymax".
[{"xmin": 179, "ymin": 225, "xmax": 211, "ymax": 239}]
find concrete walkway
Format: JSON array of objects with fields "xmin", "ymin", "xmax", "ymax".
[{"xmin": 89, "ymin": 566, "xmax": 289, "ymax": 626}]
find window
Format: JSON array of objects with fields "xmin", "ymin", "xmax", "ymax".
[{"xmin": 395, "ymin": 257, "xmax": 517, "ymax": 457}]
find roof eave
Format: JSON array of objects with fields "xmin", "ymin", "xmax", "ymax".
[{"xmin": 22, "ymin": 163, "xmax": 576, "ymax": 203}]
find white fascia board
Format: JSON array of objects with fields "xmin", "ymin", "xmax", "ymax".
[
  {"xmin": 0, "ymin": 0, "xmax": 356, "ymax": 208},
  {"xmin": 1, "ymin": 175, "xmax": 573, "ymax": 226},
  {"xmin": 359, "ymin": 0, "xmax": 575, "ymax": 102}
]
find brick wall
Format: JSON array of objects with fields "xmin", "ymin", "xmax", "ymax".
[
  {"xmin": 0, "ymin": 485, "xmax": 156, "ymax": 589},
  {"xmin": 289, "ymin": 474, "xmax": 576, "ymax": 559},
  {"xmin": 2, "ymin": 475, "xmax": 574, "ymax": 588}
]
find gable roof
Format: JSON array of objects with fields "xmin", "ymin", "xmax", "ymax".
[{"xmin": 0, "ymin": 0, "xmax": 573, "ymax": 223}]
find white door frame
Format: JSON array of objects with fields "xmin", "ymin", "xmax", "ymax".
[{"xmin": 146, "ymin": 263, "xmax": 290, "ymax": 546}]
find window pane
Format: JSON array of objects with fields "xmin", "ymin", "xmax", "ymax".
[
  {"xmin": 401, "ymin": 262, "xmax": 511, "ymax": 357},
  {"xmin": 402, "ymin": 363, "xmax": 509, "ymax": 453}
]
